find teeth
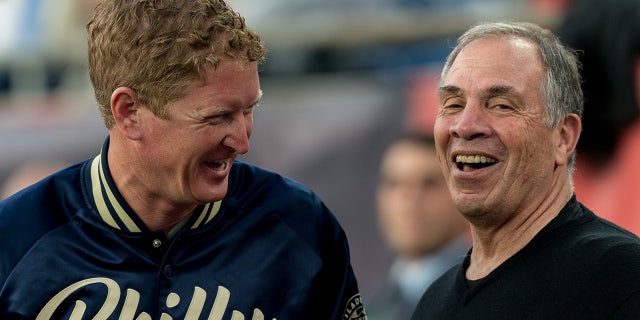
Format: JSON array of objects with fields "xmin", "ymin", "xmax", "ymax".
[
  {"xmin": 205, "ymin": 159, "xmax": 228, "ymax": 170},
  {"xmin": 455, "ymin": 155, "xmax": 497, "ymax": 164}
]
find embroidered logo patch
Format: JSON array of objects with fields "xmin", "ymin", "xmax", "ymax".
[{"xmin": 343, "ymin": 293, "xmax": 367, "ymax": 319}]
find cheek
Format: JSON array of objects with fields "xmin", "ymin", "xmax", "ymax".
[
  {"xmin": 421, "ymin": 196, "xmax": 449, "ymax": 219},
  {"xmin": 525, "ymin": 126, "xmax": 555, "ymax": 156},
  {"xmin": 433, "ymin": 118, "xmax": 449, "ymax": 141},
  {"xmin": 515, "ymin": 127, "xmax": 556, "ymax": 180},
  {"xmin": 377, "ymin": 190, "xmax": 400, "ymax": 213},
  {"xmin": 433, "ymin": 120, "xmax": 451, "ymax": 162}
]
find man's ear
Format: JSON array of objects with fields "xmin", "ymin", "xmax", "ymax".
[
  {"xmin": 555, "ymin": 113, "xmax": 582, "ymax": 166},
  {"xmin": 110, "ymin": 87, "xmax": 143, "ymax": 140}
]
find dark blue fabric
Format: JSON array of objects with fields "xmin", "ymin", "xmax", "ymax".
[{"xmin": 0, "ymin": 140, "xmax": 364, "ymax": 319}]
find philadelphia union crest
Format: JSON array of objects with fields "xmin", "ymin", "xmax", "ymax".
[{"xmin": 343, "ymin": 294, "xmax": 367, "ymax": 319}]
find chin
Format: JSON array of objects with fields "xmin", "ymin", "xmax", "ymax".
[{"xmin": 192, "ymin": 183, "xmax": 228, "ymax": 204}]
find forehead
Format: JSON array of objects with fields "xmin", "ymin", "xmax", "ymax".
[
  {"xmin": 187, "ymin": 60, "xmax": 260, "ymax": 99},
  {"xmin": 444, "ymin": 36, "xmax": 545, "ymax": 95}
]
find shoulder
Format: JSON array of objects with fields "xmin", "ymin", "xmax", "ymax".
[
  {"xmin": 227, "ymin": 161, "xmax": 345, "ymax": 246},
  {"xmin": 547, "ymin": 202, "xmax": 640, "ymax": 275},
  {"xmin": 228, "ymin": 161, "xmax": 327, "ymax": 215},
  {"xmin": 230, "ymin": 161, "xmax": 318, "ymax": 197},
  {"xmin": 569, "ymin": 208, "xmax": 640, "ymax": 314},
  {"xmin": 584, "ymin": 222, "xmax": 640, "ymax": 270},
  {"xmin": 0, "ymin": 160, "xmax": 88, "ymax": 220},
  {"xmin": 579, "ymin": 203, "xmax": 640, "ymax": 251},
  {"xmin": 0, "ymin": 161, "xmax": 87, "ymax": 219},
  {"xmin": 412, "ymin": 264, "xmax": 463, "ymax": 318},
  {"xmin": 560, "ymin": 204, "xmax": 640, "ymax": 289},
  {"xmin": 0, "ymin": 161, "xmax": 88, "ymax": 283}
]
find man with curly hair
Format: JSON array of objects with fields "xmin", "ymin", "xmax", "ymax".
[{"xmin": 0, "ymin": 1, "xmax": 366, "ymax": 319}]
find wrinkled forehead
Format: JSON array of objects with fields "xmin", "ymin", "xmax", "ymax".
[{"xmin": 444, "ymin": 36, "xmax": 545, "ymax": 92}]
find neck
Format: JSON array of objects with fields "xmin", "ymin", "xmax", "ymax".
[
  {"xmin": 107, "ymin": 135, "xmax": 196, "ymax": 234},
  {"xmin": 466, "ymin": 180, "xmax": 573, "ymax": 280}
]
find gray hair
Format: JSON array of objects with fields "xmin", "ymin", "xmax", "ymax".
[{"xmin": 441, "ymin": 21, "xmax": 583, "ymax": 174}]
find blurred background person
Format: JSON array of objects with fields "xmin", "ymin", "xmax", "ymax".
[
  {"xmin": 558, "ymin": 0, "xmax": 640, "ymax": 235},
  {"xmin": 366, "ymin": 132, "xmax": 470, "ymax": 320}
]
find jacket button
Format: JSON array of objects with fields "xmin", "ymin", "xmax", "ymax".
[{"xmin": 164, "ymin": 265, "xmax": 174, "ymax": 277}]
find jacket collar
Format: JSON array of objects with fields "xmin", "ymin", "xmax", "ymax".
[{"xmin": 88, "ymin": 137, "xmax": 221, "ymax": 233}]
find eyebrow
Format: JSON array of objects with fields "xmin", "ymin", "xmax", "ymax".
[
  {"xmin": 486, "ymin": 85, "xmax": 516, "ymax": 95},
  {"xmin": 438, "ymin": 85, "xmax": 516, "ymax": 96},
  {"xmin": 438, "ymin": 85, "xmax": 462, "ymax": 95}
]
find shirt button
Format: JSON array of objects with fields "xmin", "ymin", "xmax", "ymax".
[
  {"xmin": 152, "ymin": 239, "xmax": 162, "ymax": 248},
  {"xmin": 164, "ymin": 265, "xmax": 174, "ymax": 277}
]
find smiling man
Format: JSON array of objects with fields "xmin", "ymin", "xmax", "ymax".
[
  {"xmin": 0, "ymin": 1, "xmax": 365, "ymax": 319},
  {"xmin": 411, "ymin": 22, "xmax": 640, "ymax": 319}
]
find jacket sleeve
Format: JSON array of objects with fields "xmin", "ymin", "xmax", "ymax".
[{"xmin": 308, "ymin": 203, "xmax": 367, "ymax": 319}]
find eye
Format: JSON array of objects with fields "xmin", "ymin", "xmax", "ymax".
[
  {"xmin": 203, "ymin": 111, "xmax": 229, "ymax": 125},
  {"xmin": 493, "ymin": 104, "xmax": 513, "ymax": 110},
  {"xmin": 488, "ymin": 98, "xmax": 516, "ymax": 112},
  {"xmin": 441, "ymin": 97, "xmax": 465, "ymax": 111},
  {"xmin": 205, "ymin": 115, "xmax": 223, "ymax": 125},
  {"xmin": 443, "ymin": 103, "xmax": 464, "ymax": 109}
]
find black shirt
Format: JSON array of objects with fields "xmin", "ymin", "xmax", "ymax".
[{"xmin": 411, "ymin": 196, "xmax": 640, "ymax": 320}]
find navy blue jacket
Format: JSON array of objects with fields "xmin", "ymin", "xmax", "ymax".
[{"xmin": 0, "ymin": 139, "xmax": 366, "ymax": 319}]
